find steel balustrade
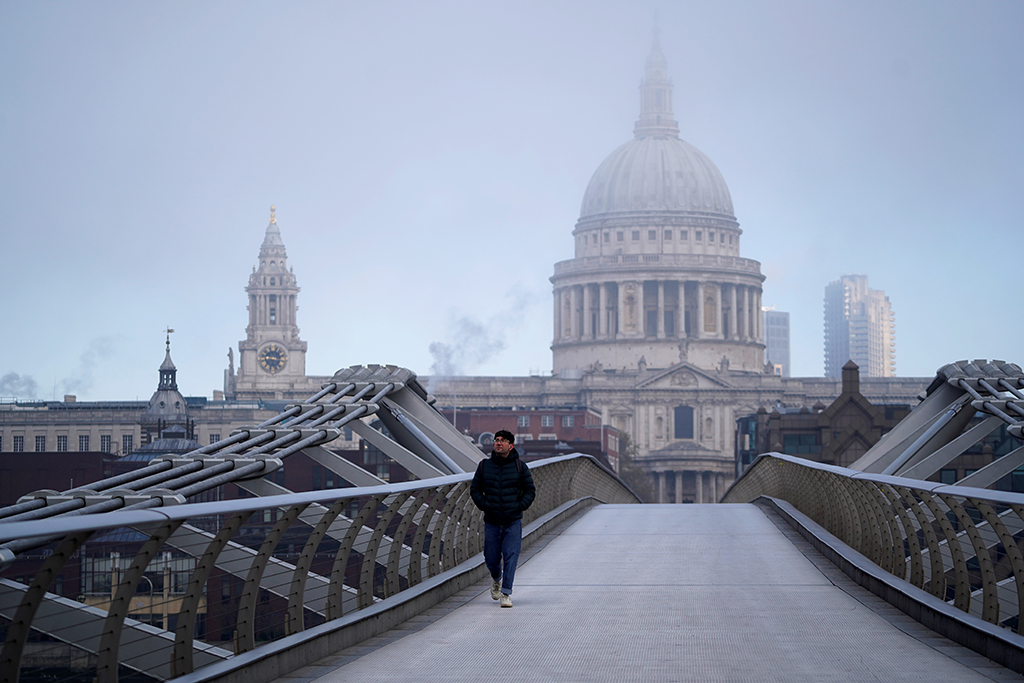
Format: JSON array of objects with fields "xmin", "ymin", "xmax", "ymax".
[
  {"xmin": 0, "ymin": 454, "xmax": 637, "ymax": 683},
  {"xmin": 723, "ymin": 453, "xmax": 1024, "ymax": 632}
]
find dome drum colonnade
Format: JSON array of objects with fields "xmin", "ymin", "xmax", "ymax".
[{"xmin": 552, "ymin": 256, "xmax": 764, "ymax": 372}]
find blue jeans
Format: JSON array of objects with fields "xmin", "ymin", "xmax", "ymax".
[{"xmin": 484, "ymin": 519, "xmax": 522, "ymax": 595}]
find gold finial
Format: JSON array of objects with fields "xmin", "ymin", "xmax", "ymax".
[
  {"xmin": 165, "ymin": 327, "xmax": 175, "ymax": 351},
  {"xmin": 270, "ymin": 205, "xmax": 277, "ymax": 223}
]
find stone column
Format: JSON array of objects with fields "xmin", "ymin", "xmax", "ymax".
[
  {"xmin": 657, "ymin": 281, "xmax": 666, "ymax": 338},
  {"xmin": 674, "ymin": 470, "xmax": 683, "ymax": 504},
  {"xmin": 583, "ymin": 284, "xmax": 593, "ymax": 340},
  {"xmin": 745, "ymin": 287, "xmax": 753, "ymax": 342},
  {"xmin": 657, "ymin": 471, "xmax": 666, "ymax": 504},
  {"xmin": 553, "ymin": 288, "xmax": 561, "ymax": 343},
  {"xmin": 710, "ymin": 473, "xmax": 718, "ymax": 504},
  {"xmin": 637, "ymin": 281, "xmax": 646, "ymax": 337},
  {"xmin": 677, "ymin": 281, "xmax": 686, "ymax": 338},
  {"xmin": 715, "ymin": 285, "xmax": 724, "ymax": 340},
  {"xmin": 696, "ymin": 283, "xmax": 705, "ymax": 340},
  {"xmin": 729, "ymin": 284, "xmax": 738, "ymax": 341},
  {"xmin": 614, "ymin": 280, "xmax": 622, "ymax": 339},
  {"xmin": 598, "ymin": 283, "xmax": 608, "ymax": 338},
  {"xmin": 570, "ymin": 286, "xmax": 579, "ymax": 340},
  {"xmin": 695, "ymin": 471, "xmax": 704, "ymax": 504},
  {"xmin": 754, "ymin": 289, "xmax": 762, "ymax": 343}
]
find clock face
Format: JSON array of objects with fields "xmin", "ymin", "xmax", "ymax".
[{"xmin": 258, "ymin": 344, "xmax": 288, "ymax": 374}]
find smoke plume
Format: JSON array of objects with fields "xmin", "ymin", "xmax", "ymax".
[{"xmin": 0, "ymin": 373, "xmax": 40, "ymax": 399}]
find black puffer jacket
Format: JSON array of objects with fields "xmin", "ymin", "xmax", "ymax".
[{"xmin": 470, "ymin": 448, "xmax": 536, "ymax": 526}]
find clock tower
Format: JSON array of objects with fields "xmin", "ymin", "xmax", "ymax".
[{"xmin": 228, "ymin": 206, "xmax": 311, "ymax": 399}]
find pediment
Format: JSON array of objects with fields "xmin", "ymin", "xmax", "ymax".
[
  {"xmin": 819, "ymin": 395, "xmax": 879, "ymax": 423},
  {"xmin": 635, "ymin": 362, "xmax": 734, "ymax": 390}
]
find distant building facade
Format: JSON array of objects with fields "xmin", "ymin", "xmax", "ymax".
[
  {"xmin": 823, "ymin": 274, "xmax": 896, "ymax": 378},
  {"xmin": 437, "ymin": 405, "xmax": 619, "ymax": 471},
  {"xmin": 735, "ymin": 360, "xmax": 1019, "ymax": 491},
  {"xmin": 762, "ymin": 307, "xmax": 790, "ymax": 377},
  {"xmin": 735, "ymin": 361, "xmax": 912, "ymax": 474}
]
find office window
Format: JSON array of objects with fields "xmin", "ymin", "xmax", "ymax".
[
  {"xmin": 939, "ymin": 469, "xmax": 957, "ymax": 485},
  {"xmin": 562, "ymin": 415, "xmax": 574, "ymax": 427},
  {"xmin": 518, "ymin": 434, "xmax": 533, "ymax": 441},
  {"xmin": 100, "ymin": 435, "xmax": 111, "ymax": 453},
  {"xmin": 541, "ymin": 415, "xmax": 554, "ymax": 427},
  {"xmin": 13, "ymin": 436, "xmax": 24, "ymax": 453},
  {"xmin": 35, "ymin": 435, "xmax": 46, "ymax": 452},
  {"xmin": 517, "ymin": 415, "xmax": 529, "ymax": 427},
  {"xmin": 57, "ymin": 435, "xmax": 68, "ymax": 452},
  {"xmin": 539, "ymin": 434, "xmax": 557, "ymax": 440},
  {"xmin": 122, "ymin": 434, "xmax": 134, "ymax": 455},
  {"xmin": 209, "ymin": 434, "xmax": 221, "ymax": 445},
  {"xmin": 79, "ymin": 435, "xmax": 90, "ymax": 451},
  {"xmin": 782, "ymin": 434, "xmax": 818, "ymax": 455}
]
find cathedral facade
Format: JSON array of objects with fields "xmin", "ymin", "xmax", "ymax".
[{"xmin": 429, "ymin": 39, "xmax": 929, "ymax": 502}]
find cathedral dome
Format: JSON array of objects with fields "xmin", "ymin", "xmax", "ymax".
[{"xmin": 579, "ymin": 135, "xmax": 734, "ymax": 219}]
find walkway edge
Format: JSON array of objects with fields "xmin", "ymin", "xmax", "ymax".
[
  {"xmin": 169, "ymin": 497, "xmax": 600, "ymax": 683},
  {"xmin": 759, "ymin": 495, "xmax": 1024, "ymax": 674}
]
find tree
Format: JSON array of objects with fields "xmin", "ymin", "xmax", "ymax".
[{"xmin": 616, "ymin": 432, "xmax": 655, "ymax": 503}]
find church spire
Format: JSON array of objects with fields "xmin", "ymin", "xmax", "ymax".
[
  {"xmin": 158, "ymin": 328, "xmax": 178, "ymax": 391},
  {"xmin": 260, "ymin": 204, "xmax": 286, "ymax": 253},
  {"xmin": 633, "ymin": 27, "xmax": 680, "ymax": 138}
]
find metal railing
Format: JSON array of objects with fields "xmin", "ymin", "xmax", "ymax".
[
  {"xmin": 723, "ymin": 453, "xmax": 1024, "ymax": 633},
  {"xmin": 0, "ymin": 454, "xmax": 637, "ymax": 683}
]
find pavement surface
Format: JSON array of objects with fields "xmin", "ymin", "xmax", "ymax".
[{"xmin": 279, "ymin": 503, "xmax": 1024, "ymax": 682}]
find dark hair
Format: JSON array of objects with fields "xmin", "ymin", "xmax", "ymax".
[{"xmin": 494, "ymin": 429, "xmax": 515, "ymax": 444}]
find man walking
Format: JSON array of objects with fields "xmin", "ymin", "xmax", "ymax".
[{"xmin": 471, "ymin": 430, "xmax": 535, "ymax": 607}]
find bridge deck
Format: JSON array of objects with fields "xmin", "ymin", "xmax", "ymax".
[{"xmin": 281, "ymin": 504, "xmax": 1022, "ymax": 682}]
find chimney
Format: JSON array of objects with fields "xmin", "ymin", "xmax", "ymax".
[{"xmin": 842, "ymin": 361, "xmax": 860, "ymax": 395}]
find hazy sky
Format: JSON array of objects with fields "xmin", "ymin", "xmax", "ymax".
[{"xmin": 2, "ymin": 1, "xmax": 1022, "ymax": 401}]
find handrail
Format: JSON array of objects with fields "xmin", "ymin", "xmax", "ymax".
[
  {"xmin": 723, "ymin": 453, "xmax": 1024, "ymax": 633},
  {"xmin": 0, "ymin": 454, "xmax": 638, "ymax": 683}
]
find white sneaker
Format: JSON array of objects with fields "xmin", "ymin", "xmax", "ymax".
[
  {"xmin": 500, "ymin": 593, "xmax": 513, "ymax": 608},
  {"xmin": 490, "ymin": 580, "xmax": 501, "ymax": 601}
]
